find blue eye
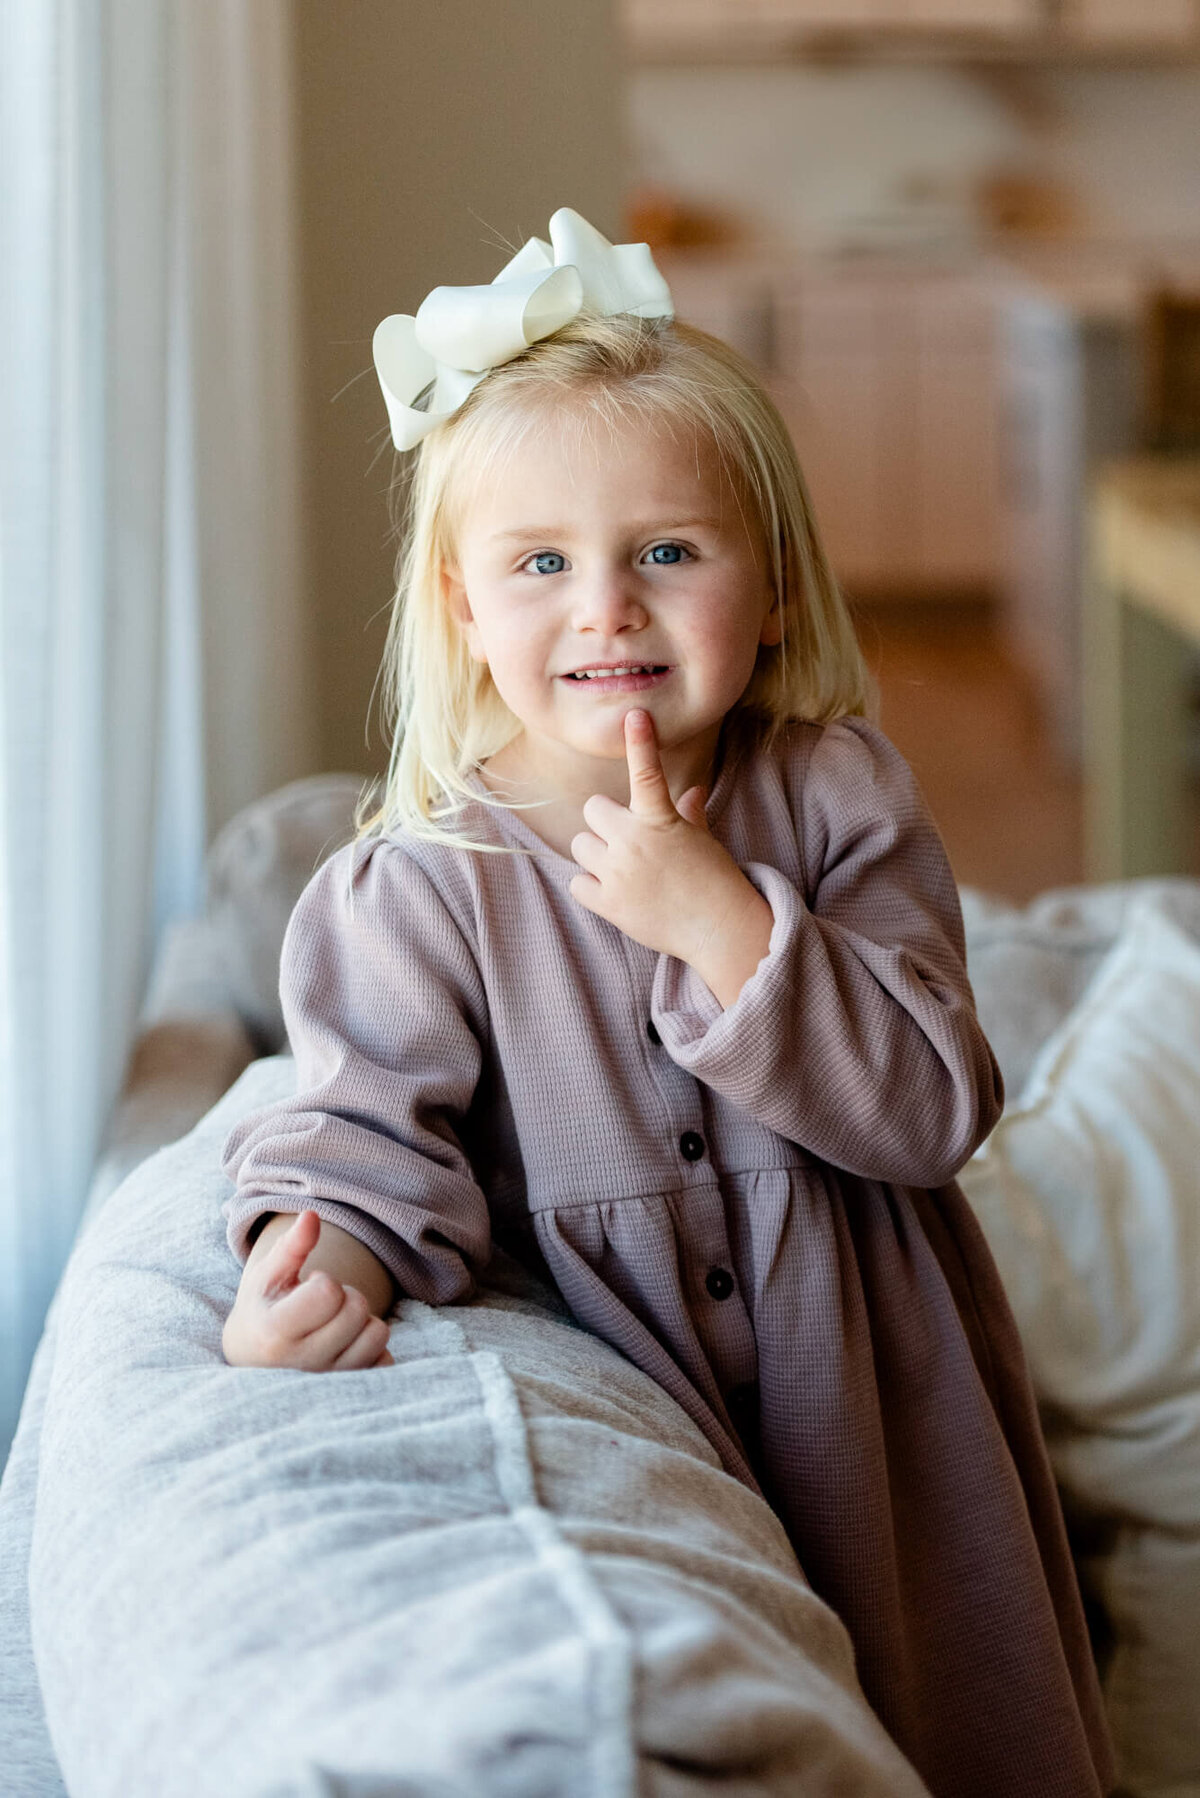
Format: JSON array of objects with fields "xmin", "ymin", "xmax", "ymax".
[
  {"xmin": 646, "ymin": 543, "xmax": 687, "ymax": 565},
  {"xmin": 528, "ymin": 551, "xmax": 566, "ymax": 575}
]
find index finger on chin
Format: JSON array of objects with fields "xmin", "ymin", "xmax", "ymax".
[{"xmin": 623, "ymin": 709, "xmax": 675, "ymax": 819}]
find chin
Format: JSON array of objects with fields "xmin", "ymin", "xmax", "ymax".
[{"xmin": 580, "ymin": 728, "xmax": 632, "ymax": 760}]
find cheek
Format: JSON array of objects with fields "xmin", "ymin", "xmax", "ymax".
[
  {"xmin": 692, "ymin": 587, "xmax": 769, "ymax": 658},
  {"xmin": 476, "ymin": 624, "xmax": 547, "ymax": 696},
  {"xmin": 458, "ymin": 588, "xmax": 517, "ymax": 663}
]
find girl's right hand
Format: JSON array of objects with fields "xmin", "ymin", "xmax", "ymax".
[{"xmin": 222, "ymin": 1210, "xmax": 395, "ymax": 1371}]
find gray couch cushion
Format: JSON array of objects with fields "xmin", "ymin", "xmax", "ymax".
[
  {"xmin": 152, "ymin": 773, "xmax": 364, "ymax": 1052},
  {"xmin": 27, "ymin": 1057, "xmax": 929, "ymax": 1798}
]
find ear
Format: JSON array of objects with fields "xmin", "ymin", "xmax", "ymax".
[
  {"xmin": 442, "ymin": 563, "xmax": 488, "ymax": 664},
  {"xmin": 759, "ymin": 594, "xmax": 783, "ymax": 648}
]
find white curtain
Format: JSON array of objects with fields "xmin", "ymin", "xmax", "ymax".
[{"xmin": 0, "ymin": 0, "xmax": 311, "ymax": 1461}]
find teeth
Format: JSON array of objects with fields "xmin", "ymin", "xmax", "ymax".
[{"xmin": 572, "ymin": 665, "xmax": 659, "ymax": 679}]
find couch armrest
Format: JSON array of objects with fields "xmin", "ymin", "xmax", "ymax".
[{"xmin": 84, "ymin": 1016, "xmax": 256, "ymax": 1224}]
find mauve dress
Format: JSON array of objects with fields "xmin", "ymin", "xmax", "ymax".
[{"xmin": 222, "ymin": 714, "xmax": 1114, "ymax": 1798}]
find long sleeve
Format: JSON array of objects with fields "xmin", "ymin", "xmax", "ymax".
[
  {"xmin": 221, "ymin": 839, "xmax": 492, "ymax": 1302},
  {"xmin": 650, "ymin": 717, "xmax": 1003, "ymax": 1187}
]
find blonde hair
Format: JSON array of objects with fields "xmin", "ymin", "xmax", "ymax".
[{"xmin": 355, "ymin": 311, "xmax": 874, "ymax": 850}]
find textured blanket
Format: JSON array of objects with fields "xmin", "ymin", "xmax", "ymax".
[{"xmin": 27, "ymin": 1057, "xmax": 928, "ymax": 1797}]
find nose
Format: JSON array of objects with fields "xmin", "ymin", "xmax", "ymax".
[{"xmin": 570, "ymin": 565, "xmax": 650, "ymax": 637}]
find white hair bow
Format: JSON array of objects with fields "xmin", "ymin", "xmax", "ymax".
[{"xmin": 372, "ymin": 207, "xmax": 675, "ymax": 452}]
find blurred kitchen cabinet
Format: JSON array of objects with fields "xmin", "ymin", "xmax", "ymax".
[
  {"xmin": 661, "ymin": 254, "xmax": 778, "ymax": 369},
  {"xmin": 773, "ymin": 285, "xmax": 888, "ymax": 591},
  {"xmin": 914, "ymin": 284, "xmax": 999, "ymax": 589},
  {"xmin": 772, "ymin": 276, "xmax": 999, "ymax": 597}
]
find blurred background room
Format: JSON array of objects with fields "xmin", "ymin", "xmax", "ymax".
[
  {"xmin": 287, "ymin": 0, "xmax": 1200, "ymax": 916},
  {"xmin": 622, "ymin": 0, "xmax": 1200, "ymax": 902},
  {"xmin": 3, "ymin": 0, "xmax": 1200, "ymax": 1489}
]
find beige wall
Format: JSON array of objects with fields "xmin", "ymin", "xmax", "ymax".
[{"xmin": 292, "ymin": 0, "xmax": 623, "ymax": 777}]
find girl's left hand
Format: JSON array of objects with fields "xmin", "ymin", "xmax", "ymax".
[{"xmin": 569, "ymin": 710, "xmax": 767, "ymax": 976}]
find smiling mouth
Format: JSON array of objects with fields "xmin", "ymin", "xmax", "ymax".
[{"xmin": 563, "ymin": 664, "xmax": 671, "ymax": 681}]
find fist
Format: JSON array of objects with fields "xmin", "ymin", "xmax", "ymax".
[{"xmin": 222, "ymin": 1210, "xmax": 394, "ymax": 1372}]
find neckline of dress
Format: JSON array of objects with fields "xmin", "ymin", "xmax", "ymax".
[{"xmin": 462, "ymin": 716, "xmax": 749, "ymax": 872}]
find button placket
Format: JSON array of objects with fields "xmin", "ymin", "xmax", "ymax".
[
  {"xmin": 671, "ymin": 1186, "xmax": 757, "ymax": 1425},
  {"xmin": 624, "ymin": 935, "xmax": 706, "ymax": 1175}
]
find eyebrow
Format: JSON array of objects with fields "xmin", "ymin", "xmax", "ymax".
[{"xmin": 489, "ymin": 518, "xmax": 723, "ymax": 544}]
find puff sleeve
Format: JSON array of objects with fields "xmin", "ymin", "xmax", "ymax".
[
  {"xmin": 650, "ymin": 718, "xmax": 1004, "ymax": 1187},
  {"xmin": 221, "ymin": 839, "xmax": 492, "ymax": 1302}
]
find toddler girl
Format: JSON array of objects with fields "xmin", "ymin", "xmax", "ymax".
[{"xmin": 221, "ymin": 209, "xmax": 1112, "ymax": 1798}]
